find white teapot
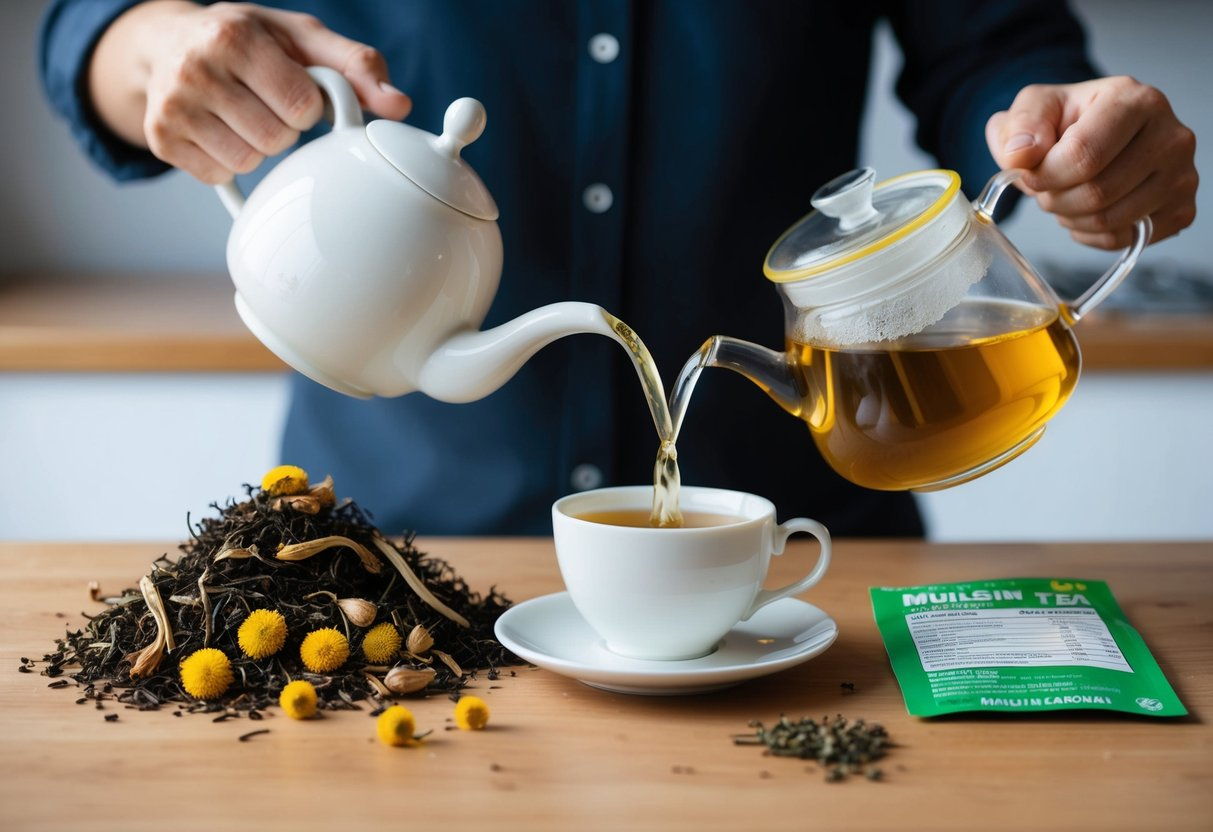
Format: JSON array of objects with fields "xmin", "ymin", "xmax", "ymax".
[{"xmin": 216, "ymin": 67, "xmax": 624, "ymax": 401}]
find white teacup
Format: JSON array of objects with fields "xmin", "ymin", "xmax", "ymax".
[{"xmin": 552, "ymin": 485, "xmax": 831, "ymax": 661}]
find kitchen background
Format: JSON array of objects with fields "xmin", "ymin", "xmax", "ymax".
[{"xmin": 1, "ymin": 0, "xmax": 1210, "ymax": 541}]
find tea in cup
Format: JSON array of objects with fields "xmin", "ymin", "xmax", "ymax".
[{"xmin": 551, "ymin": 485, "xmax": 831, "ymax": 660}]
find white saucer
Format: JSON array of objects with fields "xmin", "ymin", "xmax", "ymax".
[{"xmin": 494, "ymin": 592, "xmax": 838, "ymax": 695}]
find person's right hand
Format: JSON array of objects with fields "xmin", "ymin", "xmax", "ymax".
[{"xmin": 89, "ymin": 1, "xmax": 412, "ymax": 184}]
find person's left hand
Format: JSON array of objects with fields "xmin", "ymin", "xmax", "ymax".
[{"xmin": 986, "ymin": 76, "xmax": 1197, "ymax": 249}]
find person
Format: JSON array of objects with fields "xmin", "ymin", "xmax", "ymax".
[{"xmin": 40, "ymin": 1, "xmax": 1197, "ymax": 536}]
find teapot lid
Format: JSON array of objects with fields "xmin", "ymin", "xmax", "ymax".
[
  {"xmin": 764, "ymin": 168, "xmax": 961, "ymax": 283},
  {"xmin": 366, "ymin": 98, "xmax": 499, "ymax": 221}
]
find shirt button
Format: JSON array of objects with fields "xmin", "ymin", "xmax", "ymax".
[
  {"xmin": 582, "ymin": 183, "xmax": 614, "ymax": 213},
  {"xmin": 588, "ymin": 33, "xmax": 620, "ymax": 64},
  {"xmin": 570, "ymin": 464, "xmax": 604, "ymax": 491}
]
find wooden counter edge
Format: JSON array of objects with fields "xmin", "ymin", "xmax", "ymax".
[
  {"xmin": 0, "ymin": 327, "xmax": 285, "ymax": 372},
  {"xmin": 1, "ymin": 273, "xmax": 1210, "ymax": 373},
  {"xmin": 0, "ymin": 273, "xmax": 286, "ymax": 373},
  {"xmin": 1075, "ymin": 313, "xmax": 1213, "ymax": 371}
]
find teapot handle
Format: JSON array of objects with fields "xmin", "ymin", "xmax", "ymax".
[
  {"xmin": 214, "ymin": 66, "xmax": 366, "ymax": 220},
  {"xmin": 974, "ymin": 168, "xmax": 1153, "ymax": 323}
]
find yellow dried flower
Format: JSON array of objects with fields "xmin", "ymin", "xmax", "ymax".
[
  {"xmin": 453, "ymin": 695, "xmax": 490, "ymax": 730},
  {"xmin": 261, "ymin": 465, "xmax": 309, "ymax": 497},
  {"xmin": 362, "ymin": 622, "xmax": 402, "ymax": 664},
  {"xmin": 237, "ymin": 609, "xmax": 287, "ymax": 659},
  {"xmin": 376, "ymin": 704, "xmax": 417, "ymax": 747},
  {"xmin": 179, "ymin": 648, "xmax": 233, "ymax": 700},
  {"xmin": 300, "ymin": 627, "xmax": 349, "ymax": 673},
  {"xmin": 279, "ymin": 680, "xmax": 318, "ymax": 719}
]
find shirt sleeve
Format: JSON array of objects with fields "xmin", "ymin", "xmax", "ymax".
[
  {"xmin": 38, "ymin": 0, "xmax": 173, "ymax": 181},
  {"xmin": 883, "ymin": 0, "xmax": 1098, "ymax": 194}
]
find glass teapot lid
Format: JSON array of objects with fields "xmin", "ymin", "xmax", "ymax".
[{"xmin": 764, "ymin": 168, "xmax": 961, "ymax": 283}]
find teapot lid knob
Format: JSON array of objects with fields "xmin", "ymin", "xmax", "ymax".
[
  {"xmin": 434, "ymin": 98, "xmax": 487, "ymax": 158},
  {"xmin": 365, "ymin": 97, "xmax": 499, "ymax": 221},
  {"xmin": 811, "ymin": 167, "xmax": 880, "ymax": 232}
]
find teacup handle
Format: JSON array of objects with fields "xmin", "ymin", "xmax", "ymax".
[
  {"xmin": 214, "ymin": 66, "xmax": 366, "ymax": 220},
  {"xmin": 742, "ymin": 518, "xmax": 832, "ymax": 621},
  {"xmin": 974, "ymin": 168, "xmax": 1152, "ymax": 323}
]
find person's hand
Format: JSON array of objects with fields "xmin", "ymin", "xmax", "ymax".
[
  {"xmin": 986, "ymin": 76, "xmax": 1197, "ymax": 249},
  {"xmin": 89, "ymin": 1, "xmax": 412, "ymax": 184}
]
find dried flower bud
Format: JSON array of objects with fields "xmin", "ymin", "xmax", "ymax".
[
  {"xmin": 261, "ymin": 465, "xmax": 310, "ymax": 497},
  {"xmin": 376, "ymin": 704, "xmax": 418, "ymax": 747},
  {"xmin": 384, "ymin": 666, "xmax": 436, "ymax": 695},
  {"xmin": 307, "ymin": 475, "xmax": 336, "ymax": 508},
  {"xmin": 272, "ymin": 494, "xmax": 322, "ymax": 514},
  {"xmin": 337, "ymin": 598, "xmax": 377, "ymax": 628},
  {"xmin": 406, "ymin": 624, "xmax": 434, "ymax": 656}
]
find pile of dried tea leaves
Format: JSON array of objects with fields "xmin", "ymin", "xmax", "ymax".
[
  {"xmin": 734, "ymin": 714, "xmax": 893, "ymax": 782},
  {"xmin": 33, "ymin": 469, "xmax": 518, "ymax": 718}
]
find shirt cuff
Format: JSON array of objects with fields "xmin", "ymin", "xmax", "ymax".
[{"xmin": 39, "ymin": 0, "xmax": 173, "ymax": 181}]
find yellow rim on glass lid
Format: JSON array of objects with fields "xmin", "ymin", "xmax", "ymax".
[{"xmin": 763, "ymin": 169, "xmax": 962, "ymax": 283}]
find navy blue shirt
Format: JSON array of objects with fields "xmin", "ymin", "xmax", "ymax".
[{"xmin": 40, "ymin": 1, "xmax": 1095, "ymax": 536}]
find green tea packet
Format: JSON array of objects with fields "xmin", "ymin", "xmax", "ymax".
[{"xmin": 869, "ymin": 578, "xmax": 1186, "ymax": 717}]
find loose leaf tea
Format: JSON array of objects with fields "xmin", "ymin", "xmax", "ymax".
[
  {"xmin": 734, "ymin": 714, "xmax": 892, "ymax": 782},
  {"xmin": 34, "ymin": 471, "xmax": 518, "ymax": 716}
]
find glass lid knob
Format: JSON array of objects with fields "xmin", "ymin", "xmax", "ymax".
[{"xmin": 810, "ymin": 167, "xmax": 881, "ymax": 232}]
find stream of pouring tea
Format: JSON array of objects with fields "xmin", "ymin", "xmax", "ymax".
[
  {"xmin": 604, "ymin": 315, "xmax": 718, "ymax": 529},
  {"xmin": 602, "ymin": 314, "xmax": 682, "ymax": 527}
]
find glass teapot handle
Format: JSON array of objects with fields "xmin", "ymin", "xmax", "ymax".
[
  {"xmin": 974, "ymin": 169, "xmax": 1153, "ymax": 323},
  {"xmin": 214, "ymin": 67, "xmax": 366, "ymax": 220}
]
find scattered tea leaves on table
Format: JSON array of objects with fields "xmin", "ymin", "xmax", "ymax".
[{"xmin": 734, "ymin": 714, "xmax": 893, "ymax": 782}]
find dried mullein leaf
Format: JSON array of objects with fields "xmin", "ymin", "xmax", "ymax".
[
  {"xmin": 433, "ymin": 650, "xmax": 463, "ymax": 678},
  {"xmin": 371, "ymin": 535, "xmax": 470, "ymax": 628},
  {"xmin": 141, "ymin": 575, "xmax": 175, "ymax": 653},
  {"xmin": 197, "ymin": 567, "xmax": 213, "ymax": 647},
  {"xmin": 126, "ymin": 645, "xmax": 161, "ymax": 679},
  {"xmin": 214, "ymin": 546, "xmax": 256, "ymax": 563},
  {"xmin": 406, "ymin": 624, "xmax": 434, "ymax": 656},
  {"xmin": 129, "ymin": 575, "xmax": 174, "ymax": 677},
  {"xmin": 384, "ymin": 666, "xmax": 436, "ymax": 694},
  {"xmin": 363, "ymin": 672, "xmax": 392, "ymax": 698},
  {"xmin": 275, "ymin": 535, "xmax": 382, "ymax": 574}
]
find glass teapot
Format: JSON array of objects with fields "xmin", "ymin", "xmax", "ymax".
[{"xmin": 676, "ymin": 167, "xmax": 1150, "ymax": 491}]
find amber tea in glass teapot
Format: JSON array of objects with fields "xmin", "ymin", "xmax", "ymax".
[{"xmin": 669, "ymin": 167, "xmax": 1150, "ymax": 492}]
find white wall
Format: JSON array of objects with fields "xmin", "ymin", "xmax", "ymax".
[
  {"xmin": 2, "ymin": 0, "xmax": 1210, "ymax": 541},
  {"xmin": 0, "ymin": 375, "xmax": 290, "ymax": 540}
]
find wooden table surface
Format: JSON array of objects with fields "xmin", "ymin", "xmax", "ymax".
[{"xmin": 1, "ymin": 538, "xmax": 1209, "ymax": 831}]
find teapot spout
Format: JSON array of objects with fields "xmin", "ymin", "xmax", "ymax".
[
  {"xmin": 670, "ymin": 336, "xmax": 806, "ymax": 436},
  {"xmin": 416, "ymin": 302, "xmax": 631, "ymax": 403}
]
